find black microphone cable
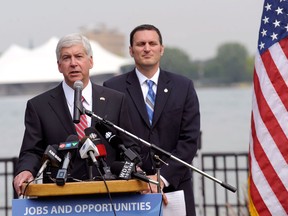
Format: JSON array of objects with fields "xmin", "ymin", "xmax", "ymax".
[
  {"xmin": 21, "ymin": 178, "xmax": 35, "ymax": 198},
  {"xmin": 79, "ymin": 135, "xmax": 116, "ymax": 216},
  {"xmin": 97, "ymin": 171, "xmax": 117, "ymax": 216}
]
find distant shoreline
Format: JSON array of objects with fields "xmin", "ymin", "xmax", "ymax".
[
  {"xmin": 195, "ymin": 81, "xmax": 252, "ymax": 89},
  {"xmin": 0, "ymin": 74, "xmax": 115, "ymax": 96}
]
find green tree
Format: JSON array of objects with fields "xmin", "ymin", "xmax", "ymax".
[
  {"xmin": 245, "ymin": 55, "xmax": 255, "ymax": 82},
  {"xmin": 160, "ymin": 47, "xmax": 198, "ymax": 79},
  {"xmin": 203, "ymin": 43, "xmax": 249, "ymax": 84}
]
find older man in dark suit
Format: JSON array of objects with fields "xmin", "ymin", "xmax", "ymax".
[
  {"xmin": 13, "ymin": 33, "xmax": 138, "ymax": 196},
  {"xmin": 103, "ymin": 24, "xmax": 200, "ymax": 216}
]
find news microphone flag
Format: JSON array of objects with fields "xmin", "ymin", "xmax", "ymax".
[
  {"xmin": 249, "ymin": 1, "xmax": 288, "ymax": 215},
  {"xmin": 56, "ymin": 135, "xmax": 79, "ymax": 186},
  {"xmin": 79, "ymin": 138, "xmax": 100, "ymax": 160}
]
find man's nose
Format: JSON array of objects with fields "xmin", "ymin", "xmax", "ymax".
[
  {"xmin": 70, "ymin": 57, "xmax": 77, "ymax": 66},
  {"xmin": 143, "ymin": 44, "xmax": 151, "ymax": 51}
]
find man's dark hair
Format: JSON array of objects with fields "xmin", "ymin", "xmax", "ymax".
[{"xmin": 129, "ymin": 24, "xmax": 163, "ymax": 46}]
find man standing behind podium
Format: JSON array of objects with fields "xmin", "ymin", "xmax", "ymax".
[
  {"xmin": 13, "ymin": 33, "xmax": 138, "ymax": 196},
  {"xmin": 103, "ymin": 24, "xmax": 200, "ymax": 215}
]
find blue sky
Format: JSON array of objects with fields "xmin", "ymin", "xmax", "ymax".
[{"xmin": 1, "ymin": 0, "xmax": 263, "ymax": 60}]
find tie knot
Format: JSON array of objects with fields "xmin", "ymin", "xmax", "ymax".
[{"xmin": 146, "ymin": 80, "xmax": 154, "ymax": 89}]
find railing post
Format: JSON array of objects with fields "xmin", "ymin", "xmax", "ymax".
[{"xmin": 12, "ymin": 157, "xmax": 18, "ymax": 199}]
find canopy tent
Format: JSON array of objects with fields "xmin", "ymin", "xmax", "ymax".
[{"xmin": 0, "ymin": 37, "xmax": 132, "ymax": 84}]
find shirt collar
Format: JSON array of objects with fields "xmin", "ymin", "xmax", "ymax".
[
  {"xmin": 62, "ymin": 80, "xmax": 92, "ymax": 107},
  {"xmin": 135, "ymin": 68, "xmax": 160, "ymax": 86}
]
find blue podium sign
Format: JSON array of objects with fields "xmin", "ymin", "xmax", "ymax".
[{"xmin": 13, "ymin": 193, "xmax": 162, "ymax": 216}]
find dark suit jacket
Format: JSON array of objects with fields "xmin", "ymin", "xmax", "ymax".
[
  {"xmin": 15, "ymin": 82, "xmax": 138, "ymax": 181},
  {"xmin": 104, "ymin": 69, "xmax": 200, "ymax": 215}
]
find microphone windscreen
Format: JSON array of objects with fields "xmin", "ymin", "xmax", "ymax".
[
  {"xmin": 95, "ymin": 122, "xmax": 123, "ymax": 146},
  {"xmin": 79, "ymin": 136, "xmax": 89, "ymax": 148},
  {"xmin": 42, "ymin": 144, "xmax": 62, "ymax": 167},
  {"xmin": 58, "ymin": 135, "xmax": 79, "ymax": 151},
  {"xmin": 79, "ymin": 138, "xmax": 99, "ymax": 159},
  {"xmin": 66, "ymin": 134, "xmax": 79, "ymax": 142},
  {"xmin": 43, "ymin": 144, "xmax": 57, "ymax": 156},
  {"xmin": 84, "ymin": 127, "xmax": 98, "ymax": 136},
  {"xmin": 73, "ymin": 80, "xmax": 83, "ymax": 90},
  {"xmin": 84, "ymin": 127, "xmax": 101, "ymax": 142},
  {"xmin": 48, "ymin": 144, "xmax": 62, "ymax": 167},
  {"xmin": 110, "ymin": 161, "xmax": 136, "ymax": 180},
  {"xmin": 110, "ymin": 161, "xmax": 124, "ymax": 176}
]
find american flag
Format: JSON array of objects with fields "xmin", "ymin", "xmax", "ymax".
[{"xmin": 249, "ymin": 0, "xmax": 288, "ymax": 215}]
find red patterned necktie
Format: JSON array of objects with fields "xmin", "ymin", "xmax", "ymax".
[{"xmin": 75, "ymin": 96, "xmax": 88, "ymax": 140}]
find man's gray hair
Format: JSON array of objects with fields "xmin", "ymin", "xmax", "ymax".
[{"xmin": 56, "ymin": 33, "xmax": 93, "ymax": 61}]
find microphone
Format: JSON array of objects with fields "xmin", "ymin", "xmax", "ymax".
[
  {"xmin": 36, "ymin": 144, "xmax": 62, "ymax": 178},
  {"xmin": 73, "ymin": 80, "xmax": 83, "ymax": 123},
  {"xmin": 111, "ymin": 161, "xmax": 159, "ymax": 186},
  {"xmin": 95, "ymin": 122, "xmax": 141, "ymax": 165},
  {"xmin": 84, "ymin": 127, "xmax": 102, "ymax": 145},
  {"xmin": 79, "ymin": 137, "xmax": 100, "ymax": 167},
  {"xmin": 95, "ymin": 143, "xmax": 108, "ymax": 166},
  {"xmin": 84, "ymin": 127, "xmax": 116, "ymax": 180},
  {"xmin": 84, "ymin": 127, "xmax": 107, "ymax": 166},
  {"xmin": 56, "ymin": 135, "xmax": 79, "ymax": 186}
]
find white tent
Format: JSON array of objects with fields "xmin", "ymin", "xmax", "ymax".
[{"xmin": 0, "ymin": 37, "xmax": 132, "ymax": 84}]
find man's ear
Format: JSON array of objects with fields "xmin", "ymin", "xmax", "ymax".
[
  {"xmin": 129, "ymin": 46, "xmax": 134, "ymax": 57},
  {"xmin": 160, "ymin": 45, "xmax": 165, "ymax": 56},
  {"xmin": 89, "ymin": 56, "xmax": 93, "ymax": 69},
  {"xmin": 57, "ymin": 61, "xmax": 63, "ymax": 74}
]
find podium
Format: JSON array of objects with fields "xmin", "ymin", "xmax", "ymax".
[
  {"xmin": 21, "ymin": 179, "xmax": 148, "ymax": 197},
  {"xmin": 13, "ymin": 180, "xmax": 163, "ymax": 216}
]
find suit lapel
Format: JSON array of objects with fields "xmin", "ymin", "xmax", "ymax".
[
  {"xmin": 48, "ymin": 84, "xmax": 76, "ymax": 134},
  {"xmin": 153, "ymin": 71, "xmax": 171, "ymax": 127},
  {"xmin": 126, "ymin": 71, "xmax": 151, "ymax": 127}
]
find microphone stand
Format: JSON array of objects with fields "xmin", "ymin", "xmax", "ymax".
[
  {"xmin": 87, "ymin": 159, "xmax": 94, "ymax": 181},
  {"xmin": 153, "ymin": 154, "xmax": 162, "ymax": 193},
  {"xmin": 84, "ymin": 109, "xmax": 237, "ymax": 193}
]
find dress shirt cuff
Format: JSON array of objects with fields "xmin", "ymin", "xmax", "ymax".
[{"xmin": 160, "ymin": 175, "xmax": 170, "ymax": 187}]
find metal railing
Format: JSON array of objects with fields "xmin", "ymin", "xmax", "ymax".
[
  {"xmin": 1, "ymin": 153, "xmax": 249, "ymax": 216},
  {"xmin": 194, "ymin": 152, "xmax": 249, "ymax": 216},
  {"xmin": 0, "ymin": 158, "xmax": 17, "ymax": 216}
]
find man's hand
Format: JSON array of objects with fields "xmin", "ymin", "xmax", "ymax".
[
  {"xmin": 13, "ymin": 171, "xmax": 34, "ymax": 196},
  {"xmin": 142, "ymin": 174, "xmax": 168, "ymax": 205}
]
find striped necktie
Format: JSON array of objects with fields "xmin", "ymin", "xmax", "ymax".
[
  {"xmin": 75, "ymin": 96, "xmax": 88, "ymax": 140},
  {"xmin": 145, "ymin": 80, "xmax": 155, "ymax": 125}
]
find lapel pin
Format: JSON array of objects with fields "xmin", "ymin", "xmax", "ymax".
[
  {"xmin": 100, "ymin": 97, "xmax": 105, "ymax": 101},
  {"xmin": 164, "ymin": 88, "xmax": 168, "ymax": 93}
]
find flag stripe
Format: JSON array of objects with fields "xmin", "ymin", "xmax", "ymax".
[
  {"xmin": 273, "ymin": 39, "xmax": 288, "ymax": 83},
  {"xmin": 251, "ymin": 114, "xmax": 288, "ymax": 213},
  {"xmin": 249, "ymin": 171, "xmax": 271, "ymax": 216},
  {"xmin": 262, "ymin": 48, "xmax": 288, "ymax": 110},
  {"xmin": 279, "ymin": 37, "xmax": 288, "ymax": 60}
]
